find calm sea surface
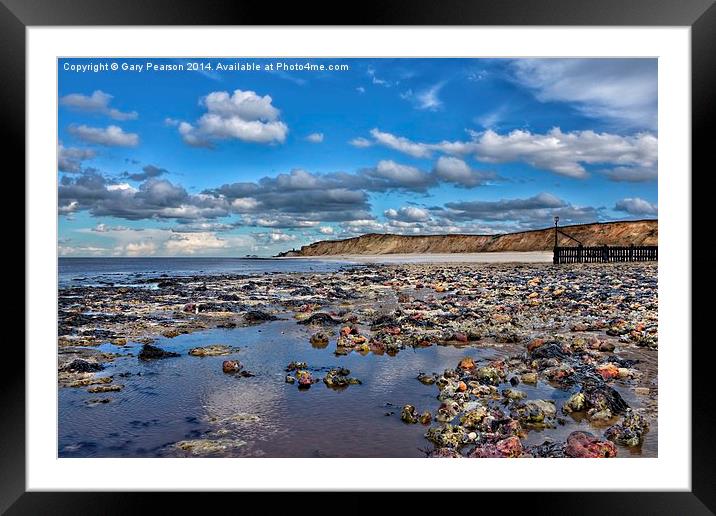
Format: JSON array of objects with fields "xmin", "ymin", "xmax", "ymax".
[{"xmin": 59, "ymin": 257, "xmax": 353, "ymax": 288}]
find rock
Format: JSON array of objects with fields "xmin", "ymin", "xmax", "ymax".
[
  {"xmin": 309, "ymin": 332, "xmax": 330, "ymax": 348},
  {"xmin": 174, "ymin": 438, "xmax": 247, "ymax": 455},
  {"xmin": 599, "ymin": 341, "xmax": 616, "ymax": 352},
  {"xmin": 85, "ymin": 398, "xmax": 111, "ymax": 406},
  {"xmin": 476, "ymin": 366, "xmax": 502, "ymax": 385},
  {"xmin": 417, "ymin": 372, "xmax": 436, "ymax": 385},
  {"xmin": 419, "ymin": 411, "xmax": 432, "ymax": 425},
  {"xmin": 244, "ymin": 310, "xmax": 277, "ymax": 323},
  {"xmin": 87, "ymin": 384, "xmax": 122, "ymax": 393},
  {"xmin": 188, "ymin": 345, "xmax": 232, "ymax": 357},
  {"xmin": 565, "ymin": 431, "xmax": 617, "ymax": 458},
  {"xmin": 562, "ymin": 392, "xmax": 586, "ymax": 413},
  {"xmin": 428, "ymin": 447, "xmax": 462, "ymax": 458},
  {"xmin": 469, "ymin": 436, "xmax": 523, "ymax": 458},
  {"xmin": 634, "ymin": 387, "xmax": 650, "ymax": 396},
  {"xmin": 459, "ymin": 407, "xmax": 488, "ymax": 430},
  {"xmin": 298, "ymin": 312, "xmax": 340, "ymax": 326},
  {"xmin": 61, "ymin": 359, "xmax": 104, "ymax": 373},
  {"xmin": 596, "ymin": 363, "xmax": 620, "ymax": 380},
  {"xmin": 502, "ymin": 388, "xmax": 526, "ymax": 400},
  {"xmin": 452, "ymin": 332, "xmax": 468, "ymax": 343},
  {"xmin": 425, "ymin": 424, "xmax": 466, "ymax": 448},
  {"xmin": 604, "ymin": 409, "xmax": 650, "ymax": 447},
  {"xmin": 285, "ymin": 375, "xmax": 296, "ymax": 384},
  {"xmin": 457, "ymin": 356, "xmax": 476, "ymax": 371},
  {"xmin": 296, "ymin": 370, "xmax": 314, "ymax": 387},
  {"xmin": 138, "ymin": 344, "xmax": 180, "ymax": 360},
  {"xmin": 401, "ymin": 404, "xmax": 419, "ymax": 424},
  {"xmin": 521, "ymin": 372, "xmax": 538, "ymax": 384},
  {"xmin": 509, "ymin": 376, "xmax": 520, "ymax": 386},
  {"xmin": 285, "ymin": 361, "xmax": 308, "ymax": 372},
  {"xmin": 222, "ymin": 360, "xmax": 242, "ymax": 373},
  {"xmin": 323, "ymin": 368, "xmax": 361, "ymax": 388}
]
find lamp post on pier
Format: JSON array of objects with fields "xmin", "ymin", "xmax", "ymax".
[{"xmin": 554, "ymin": 216, "xmax": 559, "ymax": 249}]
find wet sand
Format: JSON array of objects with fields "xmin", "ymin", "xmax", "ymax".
[{"xmin": 58, "ymin": 261, "xmax": 657, "ymax": 458}]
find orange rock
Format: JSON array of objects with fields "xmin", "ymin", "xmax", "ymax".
[
  {"xmin": 527, "ymin": 338, "xmax": 545, "ymax": 352},
  {"xmin": 457, "ymin": 381, "xmax": 468, "ymax": 392},
  {"xmin": 596, "ymin": 363, "xmax": 620, "ymax": 380},
  {"xmin": 458, "ymin": 357, "xmax": 476, "ymax": 370}
]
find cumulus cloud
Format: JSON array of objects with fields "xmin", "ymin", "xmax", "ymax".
[
  {"xmin": 59, "ymin": 171, "xmax": 229, "ymax": 221},
  {"xmin": 60, "ymin": 90, "xmax": 138, "ymax": 121},
  {"xmin": 121, "ymin": 164, "xmax": 168, "ymax": 182},
  {"xmin": 436, "ymin": 192, "xmax": 603, "ymax": 228},
  {"xmin": 510, "ymin": 59, "xmax": 657, "ymax": 130},
  {"xmin": 58, "ymin": 142, "xmax": 96, "ymax": 173},
  {"xmin": 366, "ymin": 127, "xmax": 657, "ymax": 179},
  {"xmin": 252, "ymin": 230, "xmax": 297, "ymax": 244},
  {"xmin": 319, "ymin": 226, "xmax": 334, "ymax": 235},
  {"xmin": 305, "ymin": 132, "xmax": 324, "ymax": 143},
  {"xmin": 433, "ymin": 156, "xmax": 497, "ymax": 187},
  {"xmin": 178, "ymin": 89, "xmax": 288, "ymax": 147},
  {"xmin": 614, "ymin": 197, "xmax": 657, "ymax": 216},
  {"xmin": 370, "ymin": 128, "xmax": 431, "ymax": 158},
  {"xmin": 384, "ymin": 206, "xmax": 430, "ymax": 222},
  {"xmin": 68, "ymin": 124, "xmax": 139, "ymax": 147},
  {"xmin": 604, "ymin": 166, "xmax": 657, "ymax": 182}
]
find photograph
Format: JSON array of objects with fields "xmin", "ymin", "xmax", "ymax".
[{"xmin": 57, "ymin": 56, "xmax": 658, "ymax": 459}]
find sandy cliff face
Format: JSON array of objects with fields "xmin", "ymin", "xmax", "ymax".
[{"xmin": 278, "ymin": 220, "xmax": 658, "ymax": 256}]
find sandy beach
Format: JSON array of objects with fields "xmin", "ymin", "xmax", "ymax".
[{"xmin": 287, "ymin": 251, "xmax": 554, "ymax": 264}]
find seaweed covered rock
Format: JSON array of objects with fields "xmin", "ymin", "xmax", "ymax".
[
  {"xmin": 61, "ymin": 359, "xmax": 104, "ymax": 373},
  {"xmin": 138, "ymin": 344, "xmax": 180, "ymax": 360},
  {"xmin": 425, "ymin": 424, "xmax": 467, "ymax": 448},
  {"xmin": 188, "ymin": 345, "xmax": 232, "ymax": 357},
  {"xmin": 323, "ymin": 368, "xmax": 361, "ymax": 388},
  {"xmin": 309, "ymin": 332, "xmax": 330, "ymax": 348},
  {"xmin": 604, "ymin": 409, "xmax": 650, "ymax": 447},
  {"xmin": 298, "ymin": 313, "xmax": 340, "ymax": 326},
  {"xmin": 401, "ymin": 404, "xmax": 419, "ymax": 424}
]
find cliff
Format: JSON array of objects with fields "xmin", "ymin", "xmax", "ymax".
[{"xmin": 277, "ymin": 220, "xmax": 658, "ymax": 256}]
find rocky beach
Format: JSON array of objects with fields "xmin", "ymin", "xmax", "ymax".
[{"xmin": 58, "ymin": 258, "xmax": 657, "ymax": 458}]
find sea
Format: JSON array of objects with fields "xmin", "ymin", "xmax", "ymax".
[{"xmin": 58, "ymin": 257, "xmax": 355, "ymax": 289}]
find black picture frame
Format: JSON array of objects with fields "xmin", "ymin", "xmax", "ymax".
[{"xmin": 4, "ymin": 0, "xmax": 713, "ymax": 512}]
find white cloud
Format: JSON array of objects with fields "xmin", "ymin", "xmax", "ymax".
[
  {"xmin": 370, "ymin": 128, "xmax": 431, "ymax": 158},
  {"xmin": 614, "ymin": 197, "xmax": 657, "ymax": 216},
  {"xmin": 349, "ymin": 137, "xmax": 372, "ymax": 148},
  {"xmin": 178, "ymin": 89, "xmax": 288, "ymax": 147},
  {"xmin": 384, "ymin": 206, "xmax": 430, "ymax": 222},
  {"xmin": 511, "ymin": 59, "xmax": 657, "ymax": 130},
  {"xmin": 60, "ymin": 90, "xmax": 138, "ymax": 121},
  {"xmin": 68, "ymin": 124, "xmax": 139, "ymax": 147},
  {"xmin": 433, "ymin": 156, "xmax": 495, "ymax": 187},
  {"xmin": 319, "ymin": 226, "xmax": 334, "ymax": 235},
  {"xmin": 402, "ymin": 82, "xmax": 445, "ymax": 111},
  {"xmin": 367, "ymin": 127, "xmax": 657, "ymax": 179},
  {"xmin": 306, "ymin": 132, "xmax": 324, "ymax": 143},
  {"xmin": 123, "ymin": 241, "xmax": 157, "ymax": 256},
  {"xmin": 470, "ymin": 128, "xmax": 657, "ymax": 179}
]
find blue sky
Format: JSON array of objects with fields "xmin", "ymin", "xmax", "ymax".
[{"xmin": 58, "ymin": 58, "xmax": 657, "ymax": 257}]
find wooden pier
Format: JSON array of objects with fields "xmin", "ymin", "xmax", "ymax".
[{"xmin": 553, "ymin": 244, "xmax": 658, "ymax": 264}]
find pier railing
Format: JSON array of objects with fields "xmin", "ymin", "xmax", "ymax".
[{"xmin": 553, "ymin": 244, "xmax": 657, "ymax": 264}]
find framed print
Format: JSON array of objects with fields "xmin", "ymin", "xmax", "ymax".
[{"xmin": 5, "ymin": 0, "xmax": 714, "ymax": 512}]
